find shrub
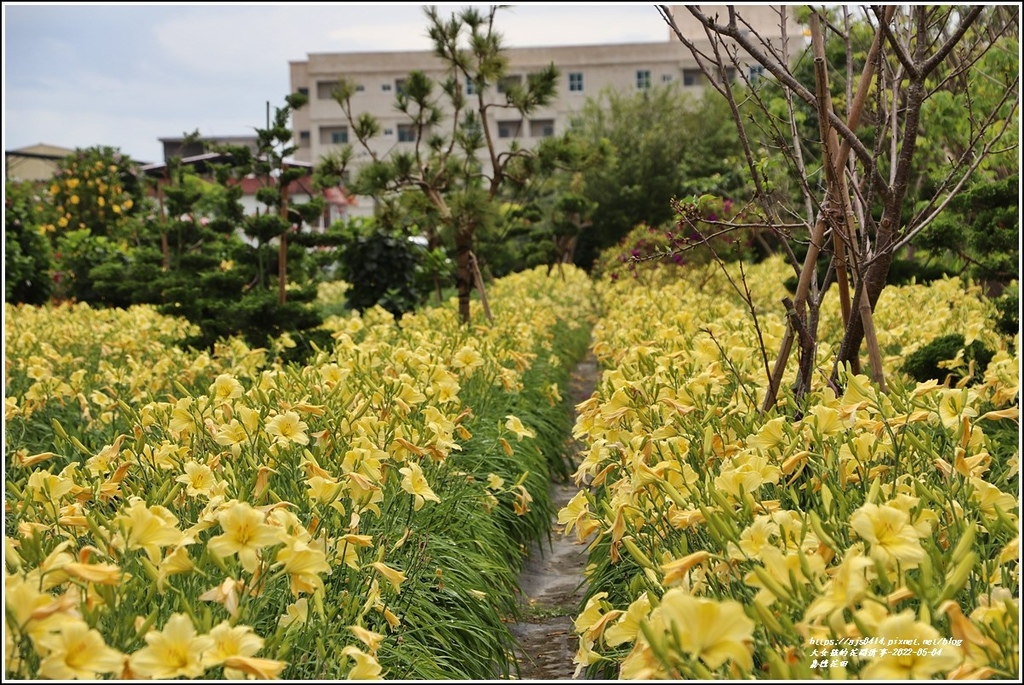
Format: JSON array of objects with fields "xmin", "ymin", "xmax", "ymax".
[
  {"xmin": 900, "ymin": 332, "xmax": 995, "ymax": 385},
  {"xmin": 4, "ymin": 181, "xmax": 55, "ymax": 305}
]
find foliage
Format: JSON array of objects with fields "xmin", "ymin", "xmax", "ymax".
[
  {"xmin": 330, "ymin": 217, "xmax": 437, "ymax": 317},
  {"xmin": 918, "ymin": 174, "xmax": 1020, "ymax": 291},
  {"xmin": 4, "ymin": 180, "xmax": 55, "ymax": 305},
  {"xmin": 993, "ymin": 282, "xmax": 1019, "ymax": 338},
  {"xmin": 53, "ymin": 228, "xmax": 133, "ymax": 304},
  {"xmin": 568, "ymin": 86, "xmax": 746, "ymax": 269},
  {"xmin": 900, "ymin": 333, "xmax": 996, "ymax": 386}
]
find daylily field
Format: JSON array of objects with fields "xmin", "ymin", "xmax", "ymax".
[{"xmin": 4, "ymin": 257, "xmax": 1020, "ymax": 680}]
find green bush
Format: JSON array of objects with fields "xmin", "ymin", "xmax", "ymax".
[
  {"xmin": 4, "ymin": 181, "xmax": 55, "ymax": 305},
  {"xmin": 993, "ymin": 282, "xmax": 1019, "ymax": 337},
  {"xmin": 332, "ymin": 219, "xmax": 434, "ymax": 317},
  {"xmin": 900, "ymin": 333, "xmax": 995, "ymax": 385}
]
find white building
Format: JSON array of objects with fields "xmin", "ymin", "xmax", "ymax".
[{"xmin": 288, "ymin": 5, "xmax": 805, "ymax": 216}]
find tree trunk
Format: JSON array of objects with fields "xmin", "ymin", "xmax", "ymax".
[
  {"xmin": 278, "ymin": 166, "xmax": 290, "ymax": 305},
  {"xmin": 834, "ymin": 74, "xmax": 927, "ymax": 378},
  {"xmin": 455, "ymin": 223, "xmax": 473, "ymax": 323}
]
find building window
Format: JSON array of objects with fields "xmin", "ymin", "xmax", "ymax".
[
  {"xmin": 397, "ymin": 124, "xmax": 417, "ymax": 143},
  {"xmin": 382, "ymin": 83, "xmax": 392, "ymax": 92},
  {"xmin": 683, "ymin": 68, "xmax": 703, "ymax": 87},
  {"xmin": 568, "ymin": 72, "xmax": 583, "ymax": 92},
  {"xmin": 465, "ymin": 77, "xmax": 476, "ymax": 95},
  {"xmin": 356, "ymin": 84, "xmax": 365, "ymax": 92},
  {"xmin": 662, "ymin": 74, "xmax": 673, "ymax": 83},
  {"xmin": 297, "ymin": 87, "xmax": 309, "ymax": 97},
  {"xmin": 497, "ymin": 120, "xmax": 522, "ymax": 139},
  {"xmin": 497, "ymin": 74, "xmax": 522, "ymax": 94},
  {"xmin": 530, "ymin": 119, "xmax": 555, "ymax": 138},
  {"xmin": 395, "ymin": 78, "xmax": 407, "ymax": 95},
  {"xmin": 317, "ymin": 80, "xmax": 339, "ymax": 99},
  {"xmin": 748, "ymin": 65, "xmax": 766, "ymax": 83},
  {"xmin": 319, "ymin": 126, "xmax": 349, "ymax": 145},
  {"xmin": 383, "ymin": 128, "xmax": 394, "ymax": 136},
  {"xmin": 298, "ymin": 130, "xmax": 311, "ymax": 147},
  {"xmin": 636, "ymin": 70, "xmax": 651, "ymax": 90}
]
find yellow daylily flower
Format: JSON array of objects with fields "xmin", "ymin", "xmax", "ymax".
[
  {"xmin": 36, "ymin": 619, "xmax": 125, "ymax": 680},
  {"xmin": 654, "ymin": 588, "xmax": 755, "ymax": 671},
  {"xmin": 116, "ymin": 498, "xmax": 185, "ymax": 563},
  {"xmin": 210, "ymin": 374, "xmax": 244, "ymax": 404},
  {"xmin": 208, "ymin": 501, "xmax": 282, "ymax": 572},
  {"xmin": 849, "ymin": 502, "xmax": 926, "ymax": 569},
  {"xmin": 341, "ymin": 645, "xmax": 383, "ymax": 680},
  {"xmin": 399, "ymin": 462, "xmax": 441, "ymax": 511},
  {"xmin": 276, "ymin": 539, "xmax": 332, "ymax": 596},
  {"xmin": 504, "ymin": 414, "xmax": 536, "ymax": 441},
  {"xmin": 128, "ymin": 613, "xmax": 213, "ymax": 679},
  {"xmin": 860, "ymin": 610, "xmax": 962, "ymax": 679},
  {"xmin": 604, "ymin": 592, "xmax": 651, "ymax": 647},
  {"xmin": 369, "ymin": 561, "xmax": 407, "ymax": 594},
  {"xmin": 266, "ymin": 411, "xmax": 309, "ymax": 446}
]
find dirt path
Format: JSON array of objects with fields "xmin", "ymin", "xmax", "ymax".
[{"xmin": 508, "ymin": 352, "xmax": 599, "ymax": 680}]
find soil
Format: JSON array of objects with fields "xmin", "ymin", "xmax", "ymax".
[{"xmin": 508, "ymin": 352, "xmax": 600, "ymax": 680}]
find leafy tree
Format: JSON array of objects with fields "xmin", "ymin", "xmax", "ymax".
[
  {"xmin": 480, "ymin": 131, "xmax": 608, "ymax": 277},
  {"xmin": 245, "ymin": 91, "xmax": 327, "ymax": 304},
  {"xmin": 4, "ymin": 180, "xmax": 55, "ymax": 305},
  {"xmin": 568, "ymin": 85, "xmax": 746, "ymax": 269},
  {"xmin": 658, "ymin": 4, "xmax": 1018, "ymax": 407},
  {"xmin": 329, "ymin": 5, "xmax": 571, "ymax": 323}
]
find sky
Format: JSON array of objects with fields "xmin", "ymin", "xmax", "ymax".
[{"xmin": 3, "ymin": 2, "xmax": 673, "ymax": 164}]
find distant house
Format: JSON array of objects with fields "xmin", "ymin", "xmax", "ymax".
[
  {"xmin": 4, "ymin": 143, "xmax": 74, "ymax": 182},
  {"xmin": 158, "ymin": 135, "xmax": 259, "ymax": 162},
  {"xmin": 140, "ymin": 149, "xmax": 357, "ymax": 234}
]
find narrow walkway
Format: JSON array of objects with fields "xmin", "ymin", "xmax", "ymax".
[{"xmin": 509, "ymin": 352, "xmax": 599, "ymax": 680}]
